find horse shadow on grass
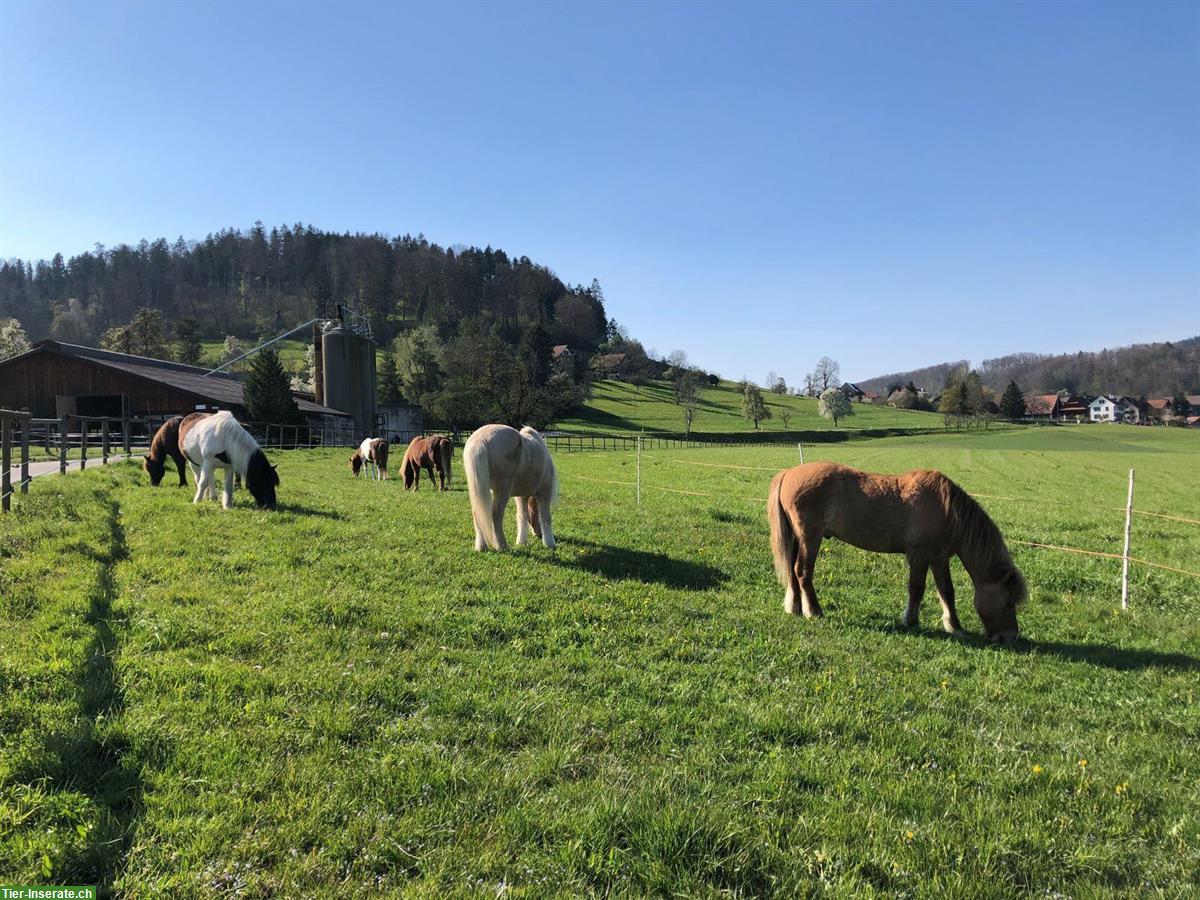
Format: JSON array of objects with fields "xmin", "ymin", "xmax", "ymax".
[
  {"xmin": 874, "ymin": 620, "xmax": 1200, "ymax": 672},
  {"xmin": 544, "ymin": 537, "xmax": 728, "ymax": 591},
  {"xmin": 7, "ymin": 498, "xmax": 153, "ymax": 892},
  {"xmin": 273, "ymin": 501, "xmax": 345, "ymax": 519}
]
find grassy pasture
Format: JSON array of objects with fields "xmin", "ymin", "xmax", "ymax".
[
  {"xmin": 1, "ymin": 426, "xmax": 1197, "ymax": 896},
  {"xmin": 556, "ymin": 378, "xmax": 943, "ymax": 436}
]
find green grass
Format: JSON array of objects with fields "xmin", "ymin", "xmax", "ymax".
[
  {"xmin": 197, "ymin": 338, "xmax": 311, "ymax": 371},
  {"xmin": 556, "ymin": 378, "xmax": 943, "ymax": 436},
  {"xmin": 1, "ymin": 426, "xmax": 1197, "ymax": 896}
]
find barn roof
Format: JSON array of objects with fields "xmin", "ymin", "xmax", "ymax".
[{"xmin": 3, "ymin": 341, "xmax": 348, "ymax": 417}]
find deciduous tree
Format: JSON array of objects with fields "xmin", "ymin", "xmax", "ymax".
[
  {"xmin": 742, "ymin": 383, "xmax": 771, "ymax": 430},
  {"xmin": 819, "ymin": 387, "xmax": 853, "ymax": 426}
]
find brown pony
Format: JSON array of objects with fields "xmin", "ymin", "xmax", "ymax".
[
  {"xmin": 350, "ymin": 437, "xmax": 390, "ymax": 480},
  {"xmin": 768, "ymin": 462, "xmax": 1026, "ymax": 643},
  {"xmin": 143, "ymin": 415, "xmax": 188, "ymax": 486},
  {"xmin": 402, "ymin": 435, "xmax": 453, "ymax": 490}
]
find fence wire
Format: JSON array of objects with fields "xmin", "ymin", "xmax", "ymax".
[{"xmin": 559, "ymin": 451, "xmax": 1199, "ymax": 584}]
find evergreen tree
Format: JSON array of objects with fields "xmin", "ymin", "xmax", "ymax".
[
  {"xmin": 742, "ymin": 383, "xmax": 771, "ymax": 430},
  {"xmin": 378, "ymin": 350, "xmax": 404, "ymax": 404},
  {"xmin": 176, "ymin": 318, "xmax": 203, "ymax": 365},
  {"xmin": 127, "ymin": 307, "xmax": 170, "ymax": 358},
  {"xmin": 1000, "ymin": 380, "xmax": 1026, "ymax": 420},
  {"xmin": 1172, "ymin": 392, "xmax": 1191, "ymax": 417},
  {"xmin": 243, "ymin": 348, "xmax": 302, "ymax": 425}
]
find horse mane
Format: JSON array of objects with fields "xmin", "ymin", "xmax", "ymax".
[
  {"xmin": 944, "ymin": 477, "xmax": 1023, "ymax": 598},
  {"xmin": 518, "ymin": 426, "xmax": 557, "ymax": 506},
  {"xmin": 148, "ymin": 415, "xmax": 182, "ymax": 462},
  {"xmin": 210, "ymin": 411, "xmax": 260, "ymax": 477}
]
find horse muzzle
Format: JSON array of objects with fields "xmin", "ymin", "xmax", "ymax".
[{"xmin": 988, "ymin": 629, "xmax": 1020, "ymax": 645}]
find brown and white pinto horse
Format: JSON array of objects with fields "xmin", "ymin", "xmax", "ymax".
[
  {"xmin": 143, "ymin": 415, "xmax": 188, "ymax": 486},
  {"xmin": 401, "ymin": 435, "xmax": 453, "ymax": 491},
  {"xmin": 350, "ymin": 437, "xmax": 390, "ymax": 480},
  {"xmin": 768, "ymin": 463, "xmax": 1026, "ymax": 643},
  {"xmin": 178, "ymin": 411, "xmax": 278, "ymax": 509}
]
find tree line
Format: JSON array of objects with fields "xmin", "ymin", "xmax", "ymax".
[
  {"xmin": 0, "ymin": 222, "xmax": 631, "ymax": 428},
  {"xmin": 856, "ymin": 338, "xmax": 1199, "ymax": 399}
]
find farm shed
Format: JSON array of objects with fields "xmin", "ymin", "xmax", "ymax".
[{"xmin": 0, "ymin": 340, "xmax": 350, "ymax": 428}]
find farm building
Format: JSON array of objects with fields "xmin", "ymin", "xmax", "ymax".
[
  {"xmin": 1025, "ymin": 394, "xmax": 1062, "ymax": 418},
  {"xmin": 1058, "ymin": 395, "xmax": 1092, "ymax": 420},
  {"xmin": 840, "ymin": 382, "xmax": 867, "ymax": 402},
  {"xmin": 0, "ymin": 340, "xmax": 350, "ymax": 427}
]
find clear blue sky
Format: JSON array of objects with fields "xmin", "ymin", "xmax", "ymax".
[{"xmin": 1, "ymin": 0, "xmax": 1197, "ymax": 383}]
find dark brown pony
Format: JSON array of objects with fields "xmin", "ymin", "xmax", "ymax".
[
  {"xmin": 143, "ymin": 416, "xmax": 188, "ymax": 486},
  {"xmin": 768, "ymin": 462, "xmax": 1027, "ymax": 643},
  {"xmin": 350, "ymin": 438, "xmax": 390, "ymax": 480},
  {"xmin": 402, "ymin": 435, "xmax": 453, "ymax": 490}
]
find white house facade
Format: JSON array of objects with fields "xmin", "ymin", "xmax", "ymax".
[{"xmin": 1089, "ymin": 396, "xmax": 1118, "ymax": 422}]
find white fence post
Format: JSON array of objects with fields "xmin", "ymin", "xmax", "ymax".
[
  {"xmin": 1121, "ymin": 468, "xmax": 1135, "ymax": 609},
  {"xmin": 797, "ymin": 442, "xmax": 804, "ymax": 464},
  {"xmin": 636, "ymin": 433, "xmax": 642, "ymax": 508}
]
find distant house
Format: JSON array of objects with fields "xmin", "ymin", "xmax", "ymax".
[
  {"xmin": 863, "ymin": 391, "xmax": 882, "ymax": 404},
  {"xmin": 1114, "ymin": 396, "xmax": 1145, "ymax": 424},
  {"xmin": 840, "ymin": 382, "xmax": 866, "ymax": 402},
  {"xmin": 1025, "ymin": 394, "xmax": 1062, "ymax": 419},
  {"xmin": 551, "ymin": 344, "xmax": 571, "ymax": 362},
  {"xmin": 378, "ymin": 402, "xmax": 424, "ymax": 442},
  {"xmin": 1089, "ymin": 396, "xmax": 1120, "ymax": 422},
  {"xmin": 1187, "ymin": 415, "xmax": 1200, "ymax": 428},
  {"xmin": 1145, "ymin": 397, "xmax": 1173, "ymax": 422},
  {"xmin": 1058, "ymin": 395, "xmax": 1092, "ymax": 420},
  {"xmin": 593, "ymin": 353, "xmax": 626, "ymax": 376}
]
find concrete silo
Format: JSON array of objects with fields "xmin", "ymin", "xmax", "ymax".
[{"xmin": 320, "ymin": 322, "xmax": 377, "ymax": 439}]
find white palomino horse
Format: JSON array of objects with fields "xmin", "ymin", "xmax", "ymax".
[
  {"xmin": 178, "ymin": 411, "xmax": 279, "ymax": 509},
  {"xmin": 350, "ymin": 437, "xmax": 389, "ymax": 480},
  {"xmin": 464, "ymin": 424, "xmax": 557, "ymax": 551}
]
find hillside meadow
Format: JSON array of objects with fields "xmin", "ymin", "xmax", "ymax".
[
  {"xmin": 555, "ymin": 379, "xmax": 942, "ymax": 436},
  {"xmin": 0, "ymin": 425, "xmax": 1197, "ymax": 896}
]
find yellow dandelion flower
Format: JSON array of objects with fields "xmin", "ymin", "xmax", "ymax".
[
  {"xmin": 1032, "ymin": 764, "xmax": 1044, "ymax": 774},
  {"xmin": 904, "ymin": 830, "xmax": 915, "ymax": 842},
  {"xmin": 1079, "ymin": 759, "xmax": 1088, "ymax": 768},
  {"xmin": 940, "ymin": 680, "xmax": 949, "ymax": 689}
]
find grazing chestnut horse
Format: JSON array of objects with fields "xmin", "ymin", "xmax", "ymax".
[
  {"xmin": 464, "ymin": 424, "xmax": 556, "ymax": 551},
  {"xmin": 143, "ymin": 416, "xmax": 188, "ymax": 486},
  {"xmin": 350, "ymin": 437, "xmax": 389, "ymax": 480},
  {"xmin": 178, "ymin": 411, "xmax": 278, "ymax": 509},
  {"xmin": 768, "ymin": 462, "xmax": 1026, "ymax": 643},
  {"xmin": 402, "ymin": 435, "xmax": 453, "ymax": 491}
]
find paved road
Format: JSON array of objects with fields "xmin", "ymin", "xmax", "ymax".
[{"xmin": 6, "ymin": 455, "xmax": 132, "ymax": 487}]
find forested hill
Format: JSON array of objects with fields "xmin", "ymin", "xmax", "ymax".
[
  {"xmin": 0, "ymin": 222, "xmax": 610, "ymax": 351},
  {"xmin": 856, "ymin": 337, "xmax": 1200, "ymax": 398}
]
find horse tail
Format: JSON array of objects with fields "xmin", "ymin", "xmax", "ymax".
[
  {"xmin": 465, "ymin": 437, "xmax": 498, "ymax": 549},
  {"xmin": 376, "ymin": 441, "xmax": 389, "ymax": 475},
  {"xmin": 439, "ymin": 437, "xmax": 453, "ymax": 487},
  {"xmin": 768, "ymin": 471, "xmax": 796, "ymax": 587}
]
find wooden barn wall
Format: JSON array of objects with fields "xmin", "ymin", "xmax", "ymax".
[{"xmin": 0, "ymin": 353, "xmax": 209, "ymax": 417}]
